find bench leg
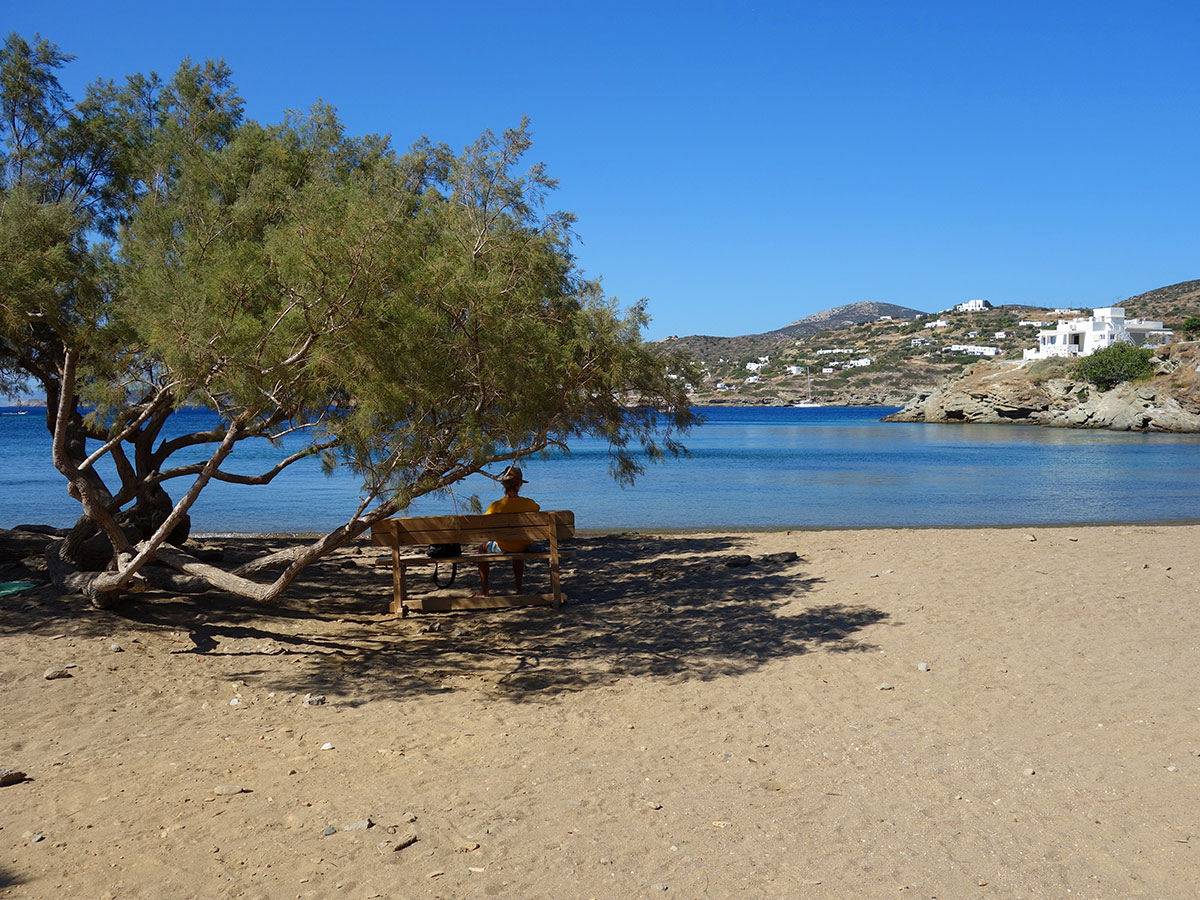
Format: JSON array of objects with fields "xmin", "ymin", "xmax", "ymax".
[
  {"xmin": 390, "ymin": 548, "xmax": 409, "ymax": 617},
  {"xmin": 548, "ymin": 517, "xmax": 562, "ymax": 609}
]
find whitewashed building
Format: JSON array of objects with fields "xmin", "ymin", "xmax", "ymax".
[
  {"xmin": 955, "ymin": 299, "xmax": 992, "ymax": 312},
  {"xmin": 948, "ymin": 344, "xmax": 1000, "ymax": 357},
  {"xmin": 745, "ymin": 361, "xmax": 763, "ymax": 372},
  {"xmin": 785, "ymin": 365, "xmax": 805, "ymax": 376},
  {"xmin": 1022, "ymin": 307, "xmax": 1173, "ymax": 360}
]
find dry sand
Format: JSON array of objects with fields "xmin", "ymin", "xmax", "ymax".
[{"xmin": 1, "ymin": 524, "xmax": 1198, "ymax": 899}]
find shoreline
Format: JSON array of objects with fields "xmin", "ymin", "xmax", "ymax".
[{"xmin": 185, "ymin": 516, "xmax": 1200, "ymax": 540}]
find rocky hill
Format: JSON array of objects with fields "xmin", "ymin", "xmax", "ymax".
[
  {"xmin": 661, "ymin": 301, "xmax": 926, "ymax": 366},
  {"xmin": 883, "ymin": 343, "xmax": 1200, "ymax": 432}
]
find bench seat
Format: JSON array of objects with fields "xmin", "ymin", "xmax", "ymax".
[{"xmin": 370, "ymin": 511, "xmax": 575, "ymax": 617}]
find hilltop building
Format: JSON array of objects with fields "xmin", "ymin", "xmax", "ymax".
[
  {"xmin": 954, "ymin": 299, "xmax": 992, "ymax": 312},
  {"xmin": 1022, "ymin": 308, "xmax": 1173, "ymax": 360}
]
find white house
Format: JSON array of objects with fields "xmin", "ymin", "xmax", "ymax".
[
  {"xmin": 745, "ymin": 361, "xmax": 763, "ymax": 372},
  {"xmin": 955, "ymin": 299, "xmax": 992, "ymax": 312},
  {"xmin": 845, "ymin": 357, "xmax": 873, "ymax": 368},
  {"xmin": 930, "ymin": 319, "xmax": 949, "ymax": 328},
  {"xmin": 816, "ymin": 348, "xmax": 854, "ymax": 355},
  {"xmin": 745, "ymin": 375, "xmax": 761, "ymax": 385},
  {"xmin": 994, "ymin": 331, "xmax": 1008, "ymax": 339},
  {"xmin": 1022, "ymin": 307, "xmax": 1173, "ymax": 360},
  {"xmin": 821, "ymin": 367, "xmax": 834, "ymax": 374},
  {"xmin": 948, "ymin": 344, "xmax": 1000, "ymax": 357},
  {"xmin": 785, "ymin": 365, "xmax": 805, "ymax": 376},
  {"xmin": 1018, "ymin": 319, "xmax": 1050, "ymax": 327}
]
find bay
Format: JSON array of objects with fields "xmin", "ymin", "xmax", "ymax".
[{"xmin": 1, "ymin": 405, "xmax": 1198, "ymax": 533}]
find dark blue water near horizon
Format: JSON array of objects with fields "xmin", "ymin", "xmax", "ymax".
[{"xmin": 2, "ymin": 405, "xmax": 1198, "ymax": 533}]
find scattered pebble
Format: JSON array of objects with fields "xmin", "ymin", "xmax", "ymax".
[
  {"xmin": 427, "ymin": 870, "xmax": 445, "ymax": 878},
  {"xmin": 322, "ymin": 826, "xmax": 337, "ymax": 836},
  {"xmin": 1024, "ymin": 534, "xmax": 1037, "ymax": 542},
  {"xmin": 228, "ymin": 698, "xmax": 242, "ymax": 707},
  {"xmin": 917, "ymin": 662, "xmax": 930, "ymax": 672},
  {"xmin": 213, "ymin": 785, "xmax": 245, "ymax": 796},
  {"xmin": 646, "ymin": 801, "xmax": 663, "ymax": 810},
  {"xmin": 468, "ymin": 866, "xmax": 485, "ymax": 873},
  {"xmin": 712, "ymin": 821, "xmax": 732, "ymax": 828},
  {"xmin": 877, "ymin": 683, "xmax": 895, "ymax": 691},
  {"xmin": 393, "ymin": 833, "xmax": 419, "ymax": 851},
  {"xmin": 320, "ymin": 742, "xmax": 334, "ymax": 751},
  {"xmin": 303, "ymin": 694, "xmax": 326, "ymax": 706},
  {"xmin": 29, "ymin": 832, "xmax": 45, "ymax": 844},
  {"xmin": 724, "ymin": 555, "xmax": 752, "ymax": 568},
  {"xmin": 109, "ymin": 643, "xmax": 123, "ymax": 653},
  {"xmin": 43, "ymin": 668, "xmax": 71, "ymax": 680},
  {"xmin": 343, "ymin": 818, "xmax": 374, "ymax": 831},
  {"xmin": 1, "ymin": 769, "xmax": 27, "ymax": 787},
  {"xmin": 1166, "ymin": 765, "xmax": 1178, "ymax": 772},
  {"xmin": 653, "ymin": 883, "xmax": 669, "ymax": 891},
  {"xmin": 1023, "ymin": 768, "xmax": 1036, "ymax": 776}
]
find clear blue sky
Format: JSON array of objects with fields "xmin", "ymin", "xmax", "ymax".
[{"xmin": 7, "ymin": 0, "xmax": 1198, "ymax": 339}]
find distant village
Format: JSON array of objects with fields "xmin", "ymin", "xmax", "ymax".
[{"xmin": 687, "ymin": 298, "xmax": 1178, "ymax": 405}]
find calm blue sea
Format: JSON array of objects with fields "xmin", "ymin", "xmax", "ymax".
[{"xmin": 2, "ymin": 405, "xmax": 1198, "ymax": 532}]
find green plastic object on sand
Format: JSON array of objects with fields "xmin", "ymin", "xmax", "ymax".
[{"xmin": 0, "ymin": 581, "xmax": 37, "ymax": 597}]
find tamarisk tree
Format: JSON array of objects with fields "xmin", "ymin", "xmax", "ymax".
[{"xmin": 0, "ymin": 34, "xmax": 696, "ymax": 607}]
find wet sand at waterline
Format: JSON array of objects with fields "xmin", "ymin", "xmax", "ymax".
[{"xmin": 2, "ymin": 524, "xmax": 1197, "ymax": 898}]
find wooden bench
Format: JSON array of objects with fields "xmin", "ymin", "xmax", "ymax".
[{"xmin": 370, "ymin": 510, "xmax": 575, "ymax": 617}]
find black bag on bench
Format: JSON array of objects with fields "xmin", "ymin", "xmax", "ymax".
[{"xmin": 427, "ymin": 543, "xmax": 461, "ymax": 589}]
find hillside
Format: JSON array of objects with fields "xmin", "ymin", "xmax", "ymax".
[
  {"xmin": 1119, "ymin": 279, "xmax": 1200, "ymax": 321},
  {"xmin": 666, "ymin": 283, "xmax": 1200, "ymax": 407},
  {"xmin": 660, "ymin": 301, "xmax": 925, "ymax": 365}
]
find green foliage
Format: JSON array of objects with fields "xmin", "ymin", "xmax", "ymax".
[
  {"xmin": 1076, "ymin": 343, "xmax": 1154, "ymax": 392},
  {"xmin": 1, "ymin": 33, "xmax": 696, "ymax": 601},
  {"xmin": 1182, "ymin": 316, "xmax": 1200, "ymax": 339}
]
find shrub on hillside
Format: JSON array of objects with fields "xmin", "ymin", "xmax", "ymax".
[
  {"xmin": 1026, "ymin": 356, "xmax": 1077, "ymax": 383},
  {"xmin": 1076, "ymin": 343, "xmax": 1154, "ymax": 392}
]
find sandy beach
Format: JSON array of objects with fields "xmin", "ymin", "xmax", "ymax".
[{"xmin": 2, "ymin": 524, "xmax": 1197, "ymax": 899}]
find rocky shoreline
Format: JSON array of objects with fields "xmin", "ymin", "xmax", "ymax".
[{"xmin": 884, "ymin": 344, "xmax": 1200, "ymax": 432}]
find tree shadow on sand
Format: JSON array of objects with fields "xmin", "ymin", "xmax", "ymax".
[
  {"xmin": 0, "ymin": 866, "xmax": 23, "ymax": 890},
  {"xmin": 2, "ymin": 534, "xmax": 889, "ymax": 703}
]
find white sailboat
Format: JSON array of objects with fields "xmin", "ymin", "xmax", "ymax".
[{"xmin": 792, "ymin": 367, "xmax": 822, "ymax": 407}]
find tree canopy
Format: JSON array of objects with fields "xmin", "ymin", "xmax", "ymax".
[{"xmin": 0, "ymin": 33, "xmax": 697, "ymax": 606}]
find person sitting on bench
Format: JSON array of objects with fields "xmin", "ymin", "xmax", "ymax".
[{"xmin": 476, "ymin": 466, "xmax": 539, "ymax": 596}]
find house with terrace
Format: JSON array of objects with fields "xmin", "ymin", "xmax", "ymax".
[{"xmin": 1023, "ymin": 308, "xmax": 1173, "ymax": 360}]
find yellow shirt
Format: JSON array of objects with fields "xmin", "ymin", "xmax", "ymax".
[{"xmin": 485, "ymin": 495, "xmax": 540, "ymax": 552}]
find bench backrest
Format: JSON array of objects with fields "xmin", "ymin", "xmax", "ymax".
[{"xmin": 370, "ymin": 510, "xmax": 575, "ymax": 548}]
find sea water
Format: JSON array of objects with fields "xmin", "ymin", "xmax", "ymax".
[{"xmin": 2, "ymin": 406, "xmax": 1198, "ymax": 532}]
